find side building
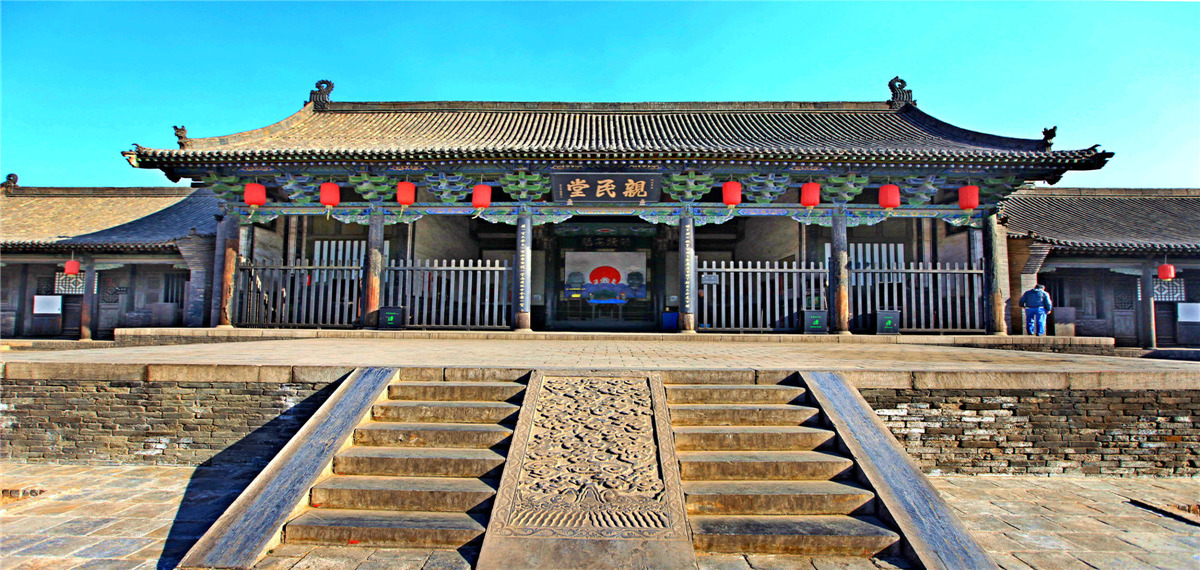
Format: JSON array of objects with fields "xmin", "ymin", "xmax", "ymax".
[
  {"xmin": 0, "ymin": 180, "xmax": 220, "ymax": 339},
  {"xmin": 1003, "ymin": 187, "xmax": 1200, "ymax": 347}
]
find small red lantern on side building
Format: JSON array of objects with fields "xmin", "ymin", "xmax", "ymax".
[
  {"xmin": 879, "ymin": 184, "xmax": 901, "ymax": 210},
  {"xmin": 64, "ymin": 258, "xmax": 81, "ymax": 276},
  {"xmin": 722, "ymin": 181, "xmax": 742, "ymax": 209},
  {"xmin": 396, "ymin": 181, "xmax": 416, "ymax": 206},
  {"xmin": 244, "ymin": 183, "xmax": 267, "ymax": 208},
  {"xmin": 958, "ymin": 185, "xmax": 980, "ymax": 211},
  {"xmin": 472, "ymin": 184, "xmax": 492, "ymax": 209},
  {"xmin": 800, "ymin": 182, "xmax": 821, "ymax": 209},
  {"xmin": 1159, "ymin": 263, "xmax": 1176, "ymax": 281}
]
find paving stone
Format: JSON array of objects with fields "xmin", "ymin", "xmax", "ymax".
[
  {"xmin": 70, "ymin": 538, "xmax": 156, "ymax": 559},
  {"xmin": 44, "ymin": 518, "xmax": 120, "ymax": 537},
  {"xmin": 13, "ymin": 536, "xmax": 100, "ymax": 557},
  {"xmin": 810, "ymin": 557, "xmax": 878, "ymax": 570},
  {"xmin": 421, "ymin": 549, "xmax": 473, "ymax": 570},
  {"xmin": 1072, "ymin": 551, "xmax": 1159, "ymax": 570},
  {"xmin": 696, "ymin": 553, "xmax": 752, "ymax": 570},
  {"xmin": 1116, "ymin": 532, "xmax": 1198, "ymax": 553},
  {"xmin": 68, "ymin": 559, "xmax": 147, "ymax": 570},
  {"xmin": 253, "ymin": 556, "xmax": 303, "ymax": 570},
  {"xmin": 10, "ymin": 557, "xmax": 86, "ymax": 570},
  {"xmin": 743, "ymin": 554, "xmax": 818, "ymax": 569},
  {"xmin": 1001, "ymin": 530, "xmax": 1077, "ymax": 551},
  {"xmin": 1, "ymin": 535, "xmax": 50, "ymax": 556},
  {"xmin": 1059, "ymin": 531, "xmax": 1147, "ymax": 552},
  {"xmin": 1011, "ymin": 551, "xmax": 1093, "ymax": 569},
  {"xmin": 290, "ymin": 546, "xmax": 373, "ymax": 570}
]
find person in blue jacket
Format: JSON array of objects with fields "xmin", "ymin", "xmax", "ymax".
[{"xmin": 1019, "ymin": 284, "xmax": 1053, "ymax": 336}]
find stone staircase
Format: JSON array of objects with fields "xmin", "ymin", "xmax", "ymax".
[
  {"xmin": 283, "ymin": 380, "xmax": 525, "ymax": 549},
  {"xmin": 667, "ymin": 380, "xmax": 900, "ymax": 557}
]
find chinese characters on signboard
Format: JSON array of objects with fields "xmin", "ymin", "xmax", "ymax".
[{"xmin": 551, "ymin": 174, "xmax": 662, "ymax": 204}]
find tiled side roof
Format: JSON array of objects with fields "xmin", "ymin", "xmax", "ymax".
[
  {"xmin": 1001, "ymin": 188, "xmax": 1200, "ymax": 253},
  {"xmin": 0, "ymin": 187, "xmax": 220, "ymax": 250},
  {"xmin": 131, "ymin": 100, "xmax": 1107, "ymax": 166}
]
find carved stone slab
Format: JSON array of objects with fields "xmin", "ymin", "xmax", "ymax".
[{"xmin": 477, "ymin": 372, "xmax": 695, "ymax": 570}]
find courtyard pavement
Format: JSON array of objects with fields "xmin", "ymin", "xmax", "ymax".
[
  {"xmin": 1, "ymin": 462, "xmax": 1197, "ymax": 569},
  {"xmin": 5, "ymin": 337, "xmax": 1200, "ymax": 374}
]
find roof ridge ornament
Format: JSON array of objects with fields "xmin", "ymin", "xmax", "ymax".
[
  {"xmin": 174, "ymin": 125, "xmax": 190, "ymax": 149},
  {"xmin": 1042, "ymin": 126, "xmax": 1057, "ymax": 150},
  {"xmin": 888, "ymin": 76, "xmax": 915, "ymax": 109},
  {"xmin": 309, "ymin": 80, "xmax": 335, "ymax": 111},
  {"xmin": 1, "ymin": 173, "xmax": 17, "ymax": 193}
]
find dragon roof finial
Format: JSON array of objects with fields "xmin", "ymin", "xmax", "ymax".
[{"xmin": 888, "ymin": 76, "xmax": 915, "ymax": 109}]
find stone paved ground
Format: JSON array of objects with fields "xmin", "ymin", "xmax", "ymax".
[
  {"xmin": 3, "ymin": 463, "xmax": 1197, "ymax": 569},
  {"xmin": 6, "ymin": 338, "xmax": 1200, "ymax": 373}
]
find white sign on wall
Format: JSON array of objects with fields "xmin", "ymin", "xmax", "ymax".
[{"xmin": 33, "ymin": 295, "xmax": 63, "ymax": 314}]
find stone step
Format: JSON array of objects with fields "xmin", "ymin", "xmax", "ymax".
[
  {"xmin": 311, "ymin": 476, "xmax": 497, "ymax": 513},
  {"xmin": 683, "ymin": 480, "xmax": 874, "ymax": 516},
  {"xmin": 354, "ymin": 422, "xmax": 512, "ymax": 448},
  {"xmin": 373, "ymin": 401, "xmax": 519, "ymax": 424},
  {"xmin": 388, "ymin": 382, "xmax": 525, "ymax": 403},
  {"xmin": 670, "ymin": 404, "xmax": 819, "ymax": 426},
  {"xmin": 666, "ymin": 384, "xmax": 806, "ymax": 404},
  {"xmin": 677, "ymin": 451, "xmax": 853, "ymax": 481},
  {"xmin": 690, "ymin": 514, "xmax": 898, "ymax": 556},
  {"xmin": 674, "ymin": 426, "xmax": 834, "ymax": 451},
  {"xmin": 285, "ymin": 508, "xmax": 487, "ymax": 549},
  {"xmin": 334, "ymin": 447, "xmax": 505, "ymax": 478}
]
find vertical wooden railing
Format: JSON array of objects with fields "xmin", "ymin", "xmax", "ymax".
[
  {"xmin": 234, "ymin": 258, "xmax": 362, "ymax": 328},
  {"xmin": 697, "ymin": 261, "xmax": 828, "ymax": 332},
  {"xmin": 848, "ymin": 261, "xmax": 984, "ymax": 332},
  {"xmin": 381, "ymin": 259, "xmax": 512, "ymax": 330}
]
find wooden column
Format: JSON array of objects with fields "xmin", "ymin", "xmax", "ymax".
[
  {"xmin": 543, "ymin": 232, "xmax": 558, "ymax": 326},
  {"xmin": 678, "ymin": 211, "xmax": 697, "ymax": 333},
  {"xmin": 14, "ymin": 264, "xmax": 29, "ymax": 337},
  {"xmin": 514, "ymin": 210, "xmax": 533, "ymax": 331},
  {"xmin": 982, "ymin": 213, "xmax": 1008, "ymax": 335},
  {"xmin": 830, "ymin": 211, "xmax": 851, "ymax": 334},
  {"xmin": 285, "ymin": 215, "xmax": 300, "ymax": 263},
  {"xmin": 1141, "ymin": 263, "xmax": 1157, "ymax": 349},
  {"xmin": 79, "ymin": 257, "xmax": 97, "ymax": 340},
  {"xmin": 218, "ymin": 222, "xmax": 251, "ymax": 327},
  {"xmin": 362, "ymin": 210, "xmax": 385, "ymax": 328}
]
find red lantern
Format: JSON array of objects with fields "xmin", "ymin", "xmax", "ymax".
[
  {"xmin": 319, "ymin": 182, "xmax": 340, "ymax": 208},
  {"xmin": 243, "ymin": 183, "xmax": 267, "ymax": 207},
  {"xmin": 1159, "ymin": 264, "xmax": 1176, "ymax": 281},
  {"xmin": 396, "ymin": 181, "xmax": 416, "ymax": 206},
  {"xmin": 800, "ymin": 182, "xmax": 821, "ymax": 208},
  {"xmin": 722, "ymin": 181, "xmax": 742, "ymax": 208},
  {"xmin": 64, "ymin": 259, "xmax": 81, "ymax": 276},
  {"xmin": 472, "ymin": 184, "xmax": 492, "ymax": 209},
  {"xmin": 958, "ymin": 185, "xmax": 980, "ymax": 211},
  {"xmin": 879, "ymin": 184, "xmax": 901, "ymax": 209}
]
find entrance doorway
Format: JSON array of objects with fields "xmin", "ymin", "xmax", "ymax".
[{"xmin": 547, "ymin": 223, "xmax": 661, "ymax": 331}]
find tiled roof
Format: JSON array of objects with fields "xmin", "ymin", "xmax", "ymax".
[
  {"xmin": 0, "ymin": 187, "xmax": 220, "ymax": 250},
  {"xmin": 131, "ymin": 100, "xmax": 1109, "ymax": 168},
  {"xmin": 1001, "ymin": 188, "xmax": 1200, "ymax": 253}
]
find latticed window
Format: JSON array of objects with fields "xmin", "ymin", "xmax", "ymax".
[{"xmin": 163, "ymin": 273, "xmax": 188, "ymax": 304}]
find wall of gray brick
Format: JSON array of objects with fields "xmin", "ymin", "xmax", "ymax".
[
  {"xmin": 0, "ymin": 374, "xmax": 340, "ymax": 467},
  {"xmin": 861, "ymin": 389, "xmax": 1199, "ymax": 477}
]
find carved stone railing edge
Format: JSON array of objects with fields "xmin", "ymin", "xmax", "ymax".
[
  {"xmin": 800, "ymin": 371, "xmax": 998, "ymax": 570},
  {"xmin": 178, "ymin": 367, "xmax": 397, "ymax": 570}
]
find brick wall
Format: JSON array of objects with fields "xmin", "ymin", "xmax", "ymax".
[
  {"xmin": 0, "ymin": 370, "xmax": 342, "ymax": 467},
  {"xmin": 861, "ymin": 389, "xmax": 1199, "ymax": 477}
]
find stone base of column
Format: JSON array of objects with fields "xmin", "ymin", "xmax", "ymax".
[
  {"xmin": 514, "ymin": 312, "xmax": 532, "ymax": 332},
  {"xmin": 678, "ymin": 313, "xmax": 696, "ymax": 333},
  {"xmin": 215, "ymin": 324, "xmax": 234, "ymax": 329},
  {"xmin": 834, "ymin": 331, "xmax": 852, "ymax": 336}
]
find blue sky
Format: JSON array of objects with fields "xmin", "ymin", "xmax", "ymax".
[{"xmin": 2, "ymin": 1, "xmax": 1197, "ymax": 188}]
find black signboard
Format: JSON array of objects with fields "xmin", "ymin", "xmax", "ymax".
[
  {"xmin": 876, "ymin": 310, "xmax": 901, "ymax": 335},
  {"xmin": 379, "ymin": 306, "xmax": 406, "ymax": 330},
  {"xmin": 804, "ymin": 310, "xmax": 828, "ymax": 334},
  {"xmin": 551, "ymin": 173, "xmax": 662, "ymax": 204}
]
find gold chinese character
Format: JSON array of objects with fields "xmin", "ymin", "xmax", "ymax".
[
  {"xmin": 596, "ymin": 179, "xmax": 616, "ymax": 198},
  {"xmin": 624, "ymin": 179, "xmax": 647, "ymax": 198},
  {"xmin": 567, "ymin": 178, "xmax": 589, "ymax": 198}
]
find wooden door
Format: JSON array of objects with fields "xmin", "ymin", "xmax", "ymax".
[
  {"xmin": 1156, "ymin": 303, "xmax": 1178, "ymax": 346},
  {"xmin": 60, "ymin": 295, "xmax": 83, "ymax": 339}
]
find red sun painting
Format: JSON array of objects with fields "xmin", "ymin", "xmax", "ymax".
[{"xmin": 589, "ymin": 266, "xmax": 621, "ymax": 284}]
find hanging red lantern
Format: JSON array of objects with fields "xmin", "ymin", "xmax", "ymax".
[
  {"xmin": 64, "ymin": 259, "xmax": 81, "ymax": 276},
  {"xmin": 243, "ymin": 183, "xmax": 267, "ymax": 208},
  {"xmin": 800, "ymin": 182, "xmax": 821, "ymax": 209},
  {"xmin": 1159, "ymin": 264, "xmax": 1176, "ymax": 281},
  {"xmin": 722, "ymin": 181, "xmax": 742, "ymax": 208},
  {"xmin": 879, "ymin": 184, "xmax": 901, "ymax": 210},
  {"xmin": 319, "ymin": 182, "xmax": 340, "ymax": 208},
  {"xmin": 958, "ymin": 185, "xmax": 980, "ymax": 211},
  {"xmin": 396, "ymin": 181, "xmax": 416, "ymax": 206},
  {"xmin": 472, "ymin": 184, "xmax": 492, "ymax": 209}
]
